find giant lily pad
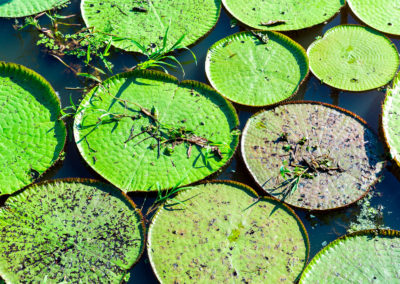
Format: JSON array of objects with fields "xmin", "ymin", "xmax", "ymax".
[
  {"xmin": 308, "ymin": 25, "xmax": 399, "ymax": 91},
  {"xmin": 241, "ymin": 102, "xmax": 385, "ymax": 210},
  {"xmin": 300, "ymin": 229, "xmax": 400, "ymax": 283},
  {"xmin": 382, "ymin": 72, "xmax": 400, "ymax": 168},
  {"xmin": 222, "ymin": 0, "xmax": 344, "ymax": 31},
  {"xmin": 0, "ymin": 0, "xmax": 68, "ymax": 18},
  {"xmin": 0, "ymin": 179, "xmax": 145, "ymax": 283},
  {"xmin": 73, "ymin": 70, "xmax": 239, "ymax": 192},
  {"xmin": 148, "ymin": 181, "xmax": 309, "ymax": 283},
  {"xmin": 348, "ymin": 0, "xmax": 400, "ymax": 36},
  {"xmin": 205, "ymin": 31, "xmax": 309, "ymax": 107},
  {"xmin": 0, "ymin": 62, "xmax": 66, "ymax": 196},
  {"xmin": 81, "ymin": 0, "xmax": 221, "ymax": 53}
]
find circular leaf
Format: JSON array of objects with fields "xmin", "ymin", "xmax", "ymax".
[
  {"xmin": 0, "ymin": 0, "xmax": 68, "ymax": 18},
  {"xmin": 0, "ymin": 179, "xmax": 145, "ymax": 283},
  {"xmin": 205, "ymin": 31, "xmax": 309, "ymax": 107},
  {"xmin": 81, "ymin": 0, "xmax": 221, "ymax": 53},
  {"xmin": 300, "ymin": 230, "xmax": 400, "ymax": 283},
  {"xmin": 348, "ymin": 0, "xmax": 400, "ymax": 36},
  {"xmin": 0, "ymin": 62, "xmax": 66, "ymax": 196},
  {"xmin": 222, "ymin": 0, "xmax": 344, "ymax": 31},
  {"xmin": 382, "ymin": 72, "xmax": 400, "ymax": 168},
  {"xmin": 148, "ymin": 181, "xmax": 309, "ymax": 283},
  {"xmin": 241, "ymin": 102, "xmax": 385, "ymax": 210},
  {"xmin": 307, "ymin": 25, "xmax": 399, "ymax": 91},
  {"xmin": 73, "ymin": 70, "xmax": 239, "ymax": 192}
]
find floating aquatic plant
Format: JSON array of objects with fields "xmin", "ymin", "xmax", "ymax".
[
  {"xmin": 0, "ymin": 179, "xmax": 145, "ymax": 283},
  {"xmin": 382, "ymin": 72, "xmax": 400, "ymax": 168},
  {"xmin": 308, "ymin": 25, "xmax": 399, "ymax": 91},
  {"xmin": 222, "ymin": 0, "xmax": 344, "ymax": 31},
  {"xmin": 0, "ymin": 62, "xmax": 66, "ymax": 196},
  {"xmin": 0, "ymin": 0, "xmax": 69, "ymax": 18},
  {"xmin": 300, "ymin": 229, "xmax": 400, "ymax": 283},
  {"xmin": 148, "ymin": 181, "xmax": 309, "ymax": 283},
  {"xmin": 348, "ymin": 0, "xmax": 400, "ymax": 36},
  {"xmin": 73, "ymin": 70, "xmax": 239, "ymax": 192},
  {"xmin": 81, "ymin": 0, "xmax": 221, "ymax": 53},
  {"xmin": 205, "ymin": 31, "xmax": 309, "ymax": 106},
  {"xmin": 241, "ymin": 102, "xmax": 386, "ymax": 210}
]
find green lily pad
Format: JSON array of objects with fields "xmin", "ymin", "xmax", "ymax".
[
  {"xmin": 205, "ymin": 31, "xmax": 309, "ymax": 107},
  {"xmin": 148, "ymin": 181, "xmax": 309, "ymax": 283},
  {"xmin": 348, "ymin": 0, "xmax": 400, "ymax": 36},
  {"xmin": 382, "ymin": 72, "xmax": 400, "ymax": 168},
  {"xmin": 0, "ymin": 62, "xmax": 66, "ymax": 196},
  {"xmin": 308, "ymin": 25, "xmax": 399, "ymax": 91},
  {"xmin": 300, "ymin": 229, "xmax": 400, "ymax": 283},
  {"xmin": 0, "ymin": 0, "xmax": 68, "ymax": 18},
  {"xmin": 73, "ymin": 70, "xmax": 239, "ymax": 192},
  {"xmin": 0, "ymin": 179, "xmax": 145, "ymax": 283},
  {"xmin": 222, "ymin": 0, "xmax": 344, "ymax": 31},
  {"xmin": 81, "ymin": 0, "xmax": 221, "ymax": 53},
  {"xmin": 241, "ymin": 102, "xmax": 385, "ymax": 210}
]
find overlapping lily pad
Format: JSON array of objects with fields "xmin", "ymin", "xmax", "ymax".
[
  {"xmin": 0, "ymin": 0, "xmax": 68, "ymax": 18},
  {"xmin": 300, "ymin": 229, "xmax": 400, "ymax": 283},
  {"xmin": 348, "ymin": 0, "xmax": 400, "ymax": 36},
  {"xmin": 81, "ymin": 0, "xmax": 221, "ymax": 53},
  {"xmin": 308, "ymin": 25, "xmax": 399, "ymax": 91},
  {"xmin": 148, "ymin": 181, "xmax": 309, "ymax": 283},
  {"xmin": 0, "ymin": 62, "xmax": 66, "ymax": 196},
  {"xmin": 241, "ymin": 102, "xmax": 385, "ymax": 210},
  {"xmin": 382, "ymin": 72, "xmax": 400, "ymax": 168},
  {"xmin": 0, "ymin": 179, "xmax": 145, "ymax": 283},
  {"xmin": 222, "ymin": 0, "xmax": 344, "ymax": 31},
  {"xmin": 205, "ymin": 31, "xmax": 309, "ymax": 106},
  {"xmin": 73, "ymin": 70, "xmax": 239, "ymax": 192}
]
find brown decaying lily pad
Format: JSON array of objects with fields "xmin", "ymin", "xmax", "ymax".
[{"xmin": 241, "ymin": 101, "xmax": 386, "ymax": 210}]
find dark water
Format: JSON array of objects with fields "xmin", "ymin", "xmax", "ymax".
[{"xmin": 1, "ymin": 1, "xmax": 400, "ymax": 283}]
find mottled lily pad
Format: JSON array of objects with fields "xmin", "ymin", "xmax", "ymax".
[
  {"xmin": 148, "ymin": 181, "xmax": 309, "ymax": 283},
  {"xmin": 0, "ymin": 0, "xmax": 68, "ymax": 18},
  {"xmin": 73, "ymin": 70, "xmax": 239, "ymax": 192},
  {"xmin": 241, "ymin": 102, "xmax": 385, "ymax": 210},
  {"xmin": 205, "ymin": 31, "xmax": 309, "ymax": 106},
  {"xmin": 0, "ymin": 62, "xmax": 66, "ymax": 196},
  {"xmin": 0, "ymin": 179, "xmax": 145, "ymax": 283},
  {"xmin": 222, "ymin": 0, "xmax": 344, "ymax": 31},
  {"xmin": 348, "ymin": 0, "xmax": 400, "ymax": 36},
  {"xmin": 81, "ymin": 0, "xmax": 221, "ymax": 53},
  {"xmin": 382, "ymin": 72, "xmax": 400, "ymax": 168},
  {"xmin": 300, "ymin": 229, "xmax": 400, "ymax": 283},
  {"xmin": 308, "ymin": 25, "xmax": 399, "ymax": 91}
]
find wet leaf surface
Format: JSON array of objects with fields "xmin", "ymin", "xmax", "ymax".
[
  {"xmin": 241, "ymin": 102, "xmax": 386, "ymax": 210},
  {"xmin": 0, "ymin": 179, "xmax": 145, "ymax": 283},
  {"xmin": 148, "ymin": 181, "xmax": 309, "ymax": 283}
]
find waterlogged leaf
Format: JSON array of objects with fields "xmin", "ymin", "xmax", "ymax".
[
  {"xmin": 241, "ymin": 102, "xmax": 386, "ymax": 210},
  {"xmin": 0, "ymin": 179, "xmax": 145, "ymax": 283},
  {"xmin": 382, "ymin": 72, "xmax": 400, "ymax": 168},
  {"xmin": 73, "ymin": 70, "xmax": 239, "ymax": 192},
  {"xmin": 81, "ymin": 0, "xmax": 221, "ymax": 53},
  {"xmin": 308, "ymin": 25, "xmax": 399, "ymax": 91},
  {"xmin": 222, "ymin": 0, "xmax": 344, "ymax": 31},
  {"xmin": 205, "ymin": 31, "xmax": 308, "ymax": 106},
  {"xmin": 348, "ymin": 0, "xmax": 400, "ymax": 36},
  {"xmin": 148, "ymin": 181, "xmax": 309, "ymax": 283},
  {"xmin": 300, "ymin": 230, "xmax": 400, "ymax": 283},
  {"xmin": 0, "ymin": 62, "xmax": 66, "ymax": 196},
  {"xmin": 0, "ymin": 0, "xmax": 69, "ymax": 18}
]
